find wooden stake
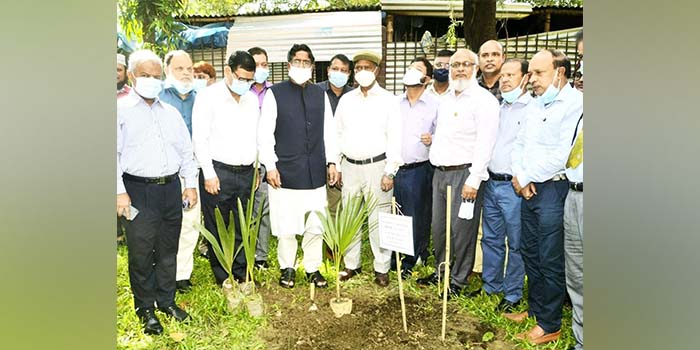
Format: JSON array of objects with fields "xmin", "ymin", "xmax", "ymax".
[
  {"xmin": 441, "ymin": 185, "xmax": 452, "ymax": 341},
  {"xmin": 393, "ymin": 197, "xmax": 408, "ymax": 333}
]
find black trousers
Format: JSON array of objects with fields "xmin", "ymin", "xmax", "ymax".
[
  {"xmin": 199, "ymin": 163, "xmax": 254, "ymax": 284},
  {"xmin": 123, "ymin": 175, "xmax": 182, "ymax": 310}
]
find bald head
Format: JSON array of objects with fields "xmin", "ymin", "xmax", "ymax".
[
  {"xmin": 478, "ymin": 40, "xmax": 505, "ymax": 76},
  {"xmin": 528, "ymin": 49, "xmax": 569, "ymax": 96}
]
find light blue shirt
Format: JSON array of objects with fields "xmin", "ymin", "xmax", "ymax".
[
  {"xmin": 512, "ymin": 83, "xmax": 583, "ymax": 187},
  {"xmin": 488, "ymin": 92, "xmax": 535, "ymax": 175},
  {"xmin": 398, "ymin": 91, "xmax": 438, "ymax": 164},
  {"xmin": 159, "ymin": 87, "xmax": 197, "ymax": 137},
  {"xmin": 117, "ymin": 92, "xmax": 198, "ymax": 194},
  {"xmin": 565, "ymin": 116, "xmax": 583, "ymax": 182}
]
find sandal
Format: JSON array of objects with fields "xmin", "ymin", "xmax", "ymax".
[
  {"xmin": 338, "ymin": 267, "xmax": 362, "ymax": 281},
  {"xmin": 279, "ymin": 268, "xmax": 295, "ymax": 288},
  {"xmin": 306, "ymin": 271, "xmax": 328, "ymax": 288}
]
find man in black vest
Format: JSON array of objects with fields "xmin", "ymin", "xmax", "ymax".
[{"xmin": 258, "ymin": 44, "xmax": 340, "ymax": 289}]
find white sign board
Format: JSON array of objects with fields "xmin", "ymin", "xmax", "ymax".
[{"xmin": 378, "ymin": 212, "xmax": 414, "ymax": 256}]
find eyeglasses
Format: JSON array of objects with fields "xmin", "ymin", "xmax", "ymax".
[
  {"xmin": 231, "ymin": 71, "xmax": 254, "ymax": 84},
  {"xmin": 290, "ymin": 59, "xmax": 313, "ymax": 68},
  {"xmin": 450, "ymin": 61, "xmax": 477, "ymax": 69}
]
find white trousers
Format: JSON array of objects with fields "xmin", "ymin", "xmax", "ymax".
[
  {"xmin": 341, "ymin": 159, "xmax": 393, "ymax": 274},
  {"xmin": 175, "ymin": 172, "xmax": 202, "ymax": 281},
  {"xmin": 268, "ymin": 185, "xmax": 326, "ymax": 273}
]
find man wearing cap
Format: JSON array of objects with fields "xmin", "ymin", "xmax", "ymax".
[
  {"xmin": 334, "ymin": 49, "xmax": 403, "ymax": 287},
  {"xmin": 117, "ymin": 53, "xmax": 131, "ymax": 99},
  {"xmin": 258, "ymin": 44, "xmax": 340, "ymax": 289},
  {"xmin": 117, "ymin": 49, "xmax": 198, "ymax": 335},
  {"xmin": 418, "ymin": 48, "xmax": 499, "ymax": 297},
  {"xmin": 159, "ymin": 50, "xmax": 202, "ymax": 293}
]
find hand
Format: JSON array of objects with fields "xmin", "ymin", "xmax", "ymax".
[
  {"xmin": 521, "ymin": 185, "xmax": 533, "ymax": 200},
  {"xmin": 204, "ymin": 177, "xmax": 221, "ymax": 195},
  {"xmin": 182, "ymin": 188, "xmax": 198, "ymax": 208},
  {"xmin": 327, "ymin": 164, "xmax": 339, "ymax": 186},
  {"xmin": 511, "ymin": 176, "xmax": 523, "ymax": 195},
  {"xmin": 267, "ymin": 169, "xmax": 282, "ymax": 189},
  {"xmin": 117, "ymin": 193, "xmax": 131, "ymax": 217},
  {"xmin": 461, "ymin": 184, "xmax": 477, "ymax": 201},
  {"xmin": 420, "ymin": 133, "xmax": 432, "ymax": 146},
  {"xmin": 380, "ymin": 175, "xmax": 394, "ymax": 192},
  {"xmin": 336, "ymin": 172, "xmax": 343, "ymax": 189},
  {"xmin": 527, "ymin": 183, "xmax": 537, "ymax": 197}
]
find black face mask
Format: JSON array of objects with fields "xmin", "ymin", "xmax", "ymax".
[{"xmin": 433, "ymin": 68, "xmax": 449, "ymax": 83}]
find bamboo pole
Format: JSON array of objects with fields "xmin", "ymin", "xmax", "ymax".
[
  {"xmin": 393, "ymin": 196, "xmax": 408, "ymax": 333},
  {"xmin": 441, "ymin": 186, "xmax": 452, "ymax": 341}
]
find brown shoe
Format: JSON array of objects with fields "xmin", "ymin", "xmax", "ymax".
[
  {"xmin": 374, "ymin": 272, "xmax": 389, "ymax": 287},
  {"xmin": 503, "ymin": 310, "xmax": 529, "ymax": 323},
  {"xmin": 338, "ymin": 268, "xmax": 361, "ymax": 281},
  {"xmin": 516, "ymin": 325, "xmax": 561, "ymax": 345}
]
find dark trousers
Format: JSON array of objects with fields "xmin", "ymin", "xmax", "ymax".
[
  {"xmin": 520, "ymin": 180, "xmax": 568, "ymax": 333},
  {"xmin": 123, "ymin": 175, "xmax": 182, "ymax": 310},
  {"xmin": 431, "ymin": 167, "xmax": 485, "ymax": 288},
  {"xmin": 393, "ymin": 162, "xmax": 433, "ymax": 270},
  {"xmin": 199, "ymin": 163, "xmax": 254, "ymax": 284}
]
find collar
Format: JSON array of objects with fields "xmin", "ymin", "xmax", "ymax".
[
  {"xmin": 123, "ymin": 89, "xmax": 163, "ymax": 108},
  {"xmin": 251, "ymin": 81, "xmax": 272, "ymax": 93},
  {"xmin": 401, "ymin": 89, "xmax": 429, "ymax": 104},
  {"xmin": 428, "ymin": 82, "xmax": 450, "ymax": 96},
  {"xmin": 163, "ymin": 86, "xmax": 195, "ymax": 100}
]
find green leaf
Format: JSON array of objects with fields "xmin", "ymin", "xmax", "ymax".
[{"xmin": 482, "ymin": 331, "xmax": 495, "ymax": 342}]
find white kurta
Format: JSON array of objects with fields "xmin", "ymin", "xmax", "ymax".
[{"xmin": 267, "ymin": 185, "xmax": 327, "ymax": 237}]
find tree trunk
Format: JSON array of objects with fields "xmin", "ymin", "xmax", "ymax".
[{"xmin": 463, "ymin": 0, "xmax": 497, "ymax": 51}]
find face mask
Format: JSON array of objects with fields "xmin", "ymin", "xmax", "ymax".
[
  {"xmin": 166, "ymin": 77, "xmax": 193, "ymax": 95},
  {"xmin": 539, "ymin": 69, "xmax": 562, "ymax": 106},
  {"xmin": 193, "ymin": 78, "xmax": 208, "ymax": 91},
  {"xmin": 433, "ymin": 68, "xmax": 449, "ymax": 83},
  {"xmin": 355, "ymin": 70, "xmax": 376, "ymax": 87},
  {"xmin": 329, "ymin": 71, "xmax": 349, "ymax": 88},
  {"xmin": 254, "ymin": 68, "xmax": 269, "ymax": 84},
  {"xmin": 402, "ymin": 68, "xmax": 424, "ymax": 86},
  {"xmin": 288, "ymin": 66, "xmax": 312, "ymax": 85},
  {"xmin": 501, "ymin": 75, "xmax": 527, "ymax": 104},
  {"xmin": 228, "ymin": 77, "xmax": 252, "ymax": 96},
  {"xmin": 134, "ymin": 77, "xmax": 163, "ymax": 99}
]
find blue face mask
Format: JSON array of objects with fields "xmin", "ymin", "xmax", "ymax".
[
  {"xmin": 433, "ymin": 68, "xmax": 449, "ymax": 83},
  {"xmin": 254, "ymin": 68, "xmax": 269, "ymax": 84},
  {"xmin": 228, "ymin": 78, "xmax": 252, "ymax": 96},
  {"xmin": 501, "ymin": 75, "xmax": 527, "ymax": 104},
  {"xmin": 329, "ymin": 71, "xmax": 349, "ymax": 88},
  {"xmin": 539, "ymin": 69, "xmax": 562, "ymax": 106}
]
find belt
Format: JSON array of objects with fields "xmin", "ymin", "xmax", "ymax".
[
  {"xmin": 488, "ymin": 170, "xmax": 513, "ymax": 182},
  {"xmin": 399, "ymin": 160, "xmax": 429, "ymax": 170},
  {"xmin": 122, "ymin": 172, "xmax": 178, "ymax": 185},
  {"xmin": 435, "ymin": 163, "xmax": 471, "ymax": 172},
  {"xmin": 213, "ymin": 160, "xmax": 254, "ymax": 172},
  {"xmin": 549, "ymin": 173, "xmax": 567, "ymax": 182},
  {"xmin": 344, "ymin": 153, "xmax": 386, "ymax": 165},
  {"xmin": 569, "ymin": 182, "xmax": 583, "ymax": 192}
]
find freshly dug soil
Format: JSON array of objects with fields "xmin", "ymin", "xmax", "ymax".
[{"xmin": 258, "ymin": 280, "xmax": 516, "ymax": 350}]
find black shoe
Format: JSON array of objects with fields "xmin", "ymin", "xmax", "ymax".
[
  {"xmin": 279, "ymin": 268, "xmax": 295, "ymax": 288},
  {"xmin": 416, "ymin": 272, "xmax": 439, "ymax": 286},
  {"xmin": 136, "ymin": 308, "xmax": 163, "ymax": 335},
  {"xmin": 374, "ymin": 272, "xmax": 389, "ymax": 287},
  {"xmin": 255, "ymin": 260, "xmax": 269, "ymax": 270},
  {"xmin": 176, "ymin": 280, "xmax": 192, "ymax": 293},
  {"xmin": 496, "ymin": 298, "xmax": 524, "ymax": 313},
  {"xmin": 440, "ymin": 284, "xmax": 463, "ymax": 299},
  {"xmin": 158, "ymin": 304, "xmax": 190, "ymax": 322},
  {"xmin": 400, "ymin": 268, "xmax": 412, "ymax": 280}
]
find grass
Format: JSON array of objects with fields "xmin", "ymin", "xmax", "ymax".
[{"xmin": 117, "ymin": 229, "xmax": 576, "ymax": 349}]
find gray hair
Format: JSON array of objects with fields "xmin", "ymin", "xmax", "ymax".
[
  {"xmin": 449, "ymin": 48, "xmax": 479, "ymax": 66},
  {"xmin": 127, "ymin": 49, "xmax": 162, "ymax": 73},
  {"xmin": 164, "ymin": 50, "xmax": 191, "ymax": 67}
]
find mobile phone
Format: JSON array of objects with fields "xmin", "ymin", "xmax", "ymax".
[{"xmin": 125, "ymin": 205, "xmax": 139, "ymax": 221}]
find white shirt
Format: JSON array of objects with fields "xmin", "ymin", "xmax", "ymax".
[
  {"xmin": 335, "ymin": 83, "xmax": 404, "ymax": 175},
  {"xmin": 192, "ymin": 81, "xmax": 260, "ymax": 180},
  {"xmin": 429, "ymin": 85, "xmax": 500, "ymax": 190},
  {"xmin": 425, "ymin": 82, "xmax": 451, "ymax": 103},
  {"xmin": 117, "ymin": 92, "xmax": 197, "ymax": 194},
  {"xmin": 488, "ymin": 93, "xmax": 535, "ymax": 175},
  {"xmin": 512, "ymin": 83, "xmax": 583, "ymax": 187},
  {"xmin": 257, "ymin": 83, "xmax": 339, "ymax": 172},
  {"xmin": 565, "ymin": 116, "xmax": 583, "ymax": 182}
]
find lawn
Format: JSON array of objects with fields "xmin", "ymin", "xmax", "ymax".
[{"xmin": 117, "ymin": 235, "xmax": 575, "ymax": 349}]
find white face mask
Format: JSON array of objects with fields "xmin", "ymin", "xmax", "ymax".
[
  {"xmin": 165, "ymin": 77, "xmax": 193, "ymax": 95},
  {"xmin": 134, "ymin": 77, "xmax": 163, "ymax": 99},
  {"xmin": 355, "ymin": 70, "xmax": 376, "ymax": 87},
  {"xmin": 402, "ymin": 68, "xmax": 424, "ymax": 86},
  {"xmin": 288, "ymin": 66, "xmax": 312, "ymax": 85},
  {"xmin": 193, "ymin": 78, "xmax": 208, "ymax": 91}
]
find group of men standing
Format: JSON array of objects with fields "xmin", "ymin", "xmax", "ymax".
[{"xmin": 116, "ymin": 31, "xmax": 583, "ymax": 350}]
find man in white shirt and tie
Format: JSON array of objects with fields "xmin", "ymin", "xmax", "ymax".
[
  {"xmin": 505, "ymin": 49, "xmax": 583, "ymax": 346},
  {"xmin": 334, "ymin": 50, "xmax": 403, "ymax": 287},
  {"xmin": 191, "ymin": 50, "xmax": 260, "ymax": 287},
  {"xmin": 418, "ymin": 48, "xmax": 500, "ymax": 297}
]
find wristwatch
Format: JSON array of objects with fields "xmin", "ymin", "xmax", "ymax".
[{"xmin": 384, "ymin": 172, "xmax": 395, "ymax": 179}]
